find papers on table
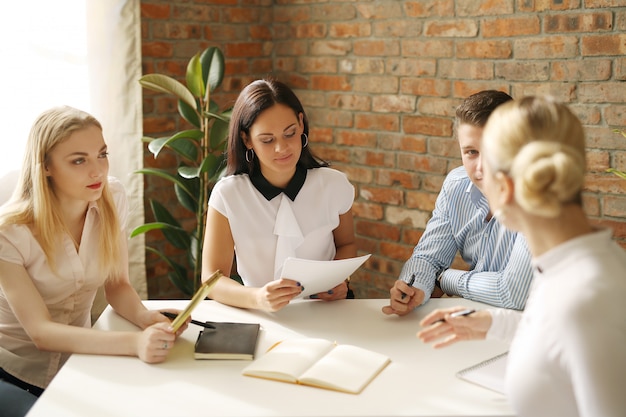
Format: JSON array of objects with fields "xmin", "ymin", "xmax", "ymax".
[{"xmin": 280, "ymin": 254, "xmax": 371, "ymax": 299}]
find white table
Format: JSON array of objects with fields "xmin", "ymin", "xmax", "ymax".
[{"xmin": 26, "ymin": 299, "xmax": 513, "ymax": 417}]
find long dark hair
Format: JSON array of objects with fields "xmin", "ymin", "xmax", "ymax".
[{"xmin": 226, "ymin": 78, "xmax": 328, "ymax": 176}]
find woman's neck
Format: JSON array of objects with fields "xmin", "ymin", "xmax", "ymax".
[{"xmin": 519, "ymin": 204, "xmax": 593, "ymax": 258}]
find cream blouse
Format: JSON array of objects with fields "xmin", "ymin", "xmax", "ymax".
[{"xmin": 0, "ymin": 177, "xmax": 128, "ymax": 389}]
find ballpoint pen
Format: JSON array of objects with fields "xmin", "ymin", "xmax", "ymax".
[
  {"xmin": 400, "ymin": 273, "xmax": 416, "ymax": 299},
  {"xmin": 161, "ymin": 311, "xmax": 216, "ymax": 329},
  {"xmin": 435, "ymin": 308, "xmax": 475, "ymax": 323}
]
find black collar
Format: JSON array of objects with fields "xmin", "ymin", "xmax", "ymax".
[{"xmin": 250, "ymin": 165, "xmax": 308, "ymax": 201}]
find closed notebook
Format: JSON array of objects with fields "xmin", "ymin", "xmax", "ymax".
[
  {"xmin": 456, "ymin": 351, "xmax": 508, "ymax": 395},
  {"xmin": 194, "ymin": 321, "xmax": 260, "ymax": 360},
  {"xmin": 242, "ymin": 337, "xmax": 390, "ymax": 394}
]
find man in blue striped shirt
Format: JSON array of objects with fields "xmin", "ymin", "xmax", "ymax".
[{"xmin": 383, "ymin": 90, "xmax": 533, "ymax": 316}]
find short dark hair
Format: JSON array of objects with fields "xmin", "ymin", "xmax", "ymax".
[
  {"xmin": 226, "ymin": 78, "xmax": 327, "ymax": 176},
  {"xmin": 455, "ymin": 90, "xmax": 513, "ymax": 128}
]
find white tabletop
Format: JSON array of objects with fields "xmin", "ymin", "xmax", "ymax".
[{"xmin": 27, "ymin": 298, "xmax": 513, "ymax": 417}]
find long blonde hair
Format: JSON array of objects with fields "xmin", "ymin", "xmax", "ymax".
[
  {"xmin": 482, "ymin": 96, "xmax": 586, "ymax": 218},
  {"xmin": 0, "ymin": 106, "xmax": 124, "ymax": 280}
]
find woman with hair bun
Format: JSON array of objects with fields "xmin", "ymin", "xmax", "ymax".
[{"xmin": 417, "ymin": 96, "xmax": 626, "ymax": 417}]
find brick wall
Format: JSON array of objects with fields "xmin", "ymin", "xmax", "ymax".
[{"xmin": 140, "ymin": 0, "xmax": 626, "ymax": 300}]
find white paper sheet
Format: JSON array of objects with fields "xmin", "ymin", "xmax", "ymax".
[{"xmin": 280, "ymin": 254, "xmax": 371, "ymax": 299}]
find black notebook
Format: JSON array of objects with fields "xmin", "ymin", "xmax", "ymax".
[{"xmin": 194, "ymin": 321, "xmax": 261, "ymax": 360}]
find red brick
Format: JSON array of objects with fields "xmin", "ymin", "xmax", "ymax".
[
  {"xmin": 298, "ymin": 57, "xmax": 337, "ymax": 73},
  {"xmin": 352, "ymin": 202, "xmax": 384, "ymax": 220},
  {"xmin": 356, "ymin": 2, "xmax": 404, "ymax": 19},
  {"xmin": 360, "ymin": 186, "xmax": 404, "ymax": 205},
  {"xmin": 225, "ymin": 42, "xmax": 268, "ymax": 57},
  {"xmin": 582, "ymin": 34, "xmax": 626, "ymax": 56},
  {"xmin": 545, "ymin": 12, "xmax": 613, "ymax": 33},
  {"xmin": 336, "ymin": 131, "xmax": 377, "ymax": 147},
  {"xmin": 295, "ymin": 23, "xmax": 327, "ymax": 38},
  {"xmin": 518, "ymin": 0, "xmax": 580, "ymax": 11},
  {"xmin": 400, "ymin": 78, "xmax": 451, "ymax": 97},
  {"xmin": 355, "ymin": 114, "xmax": 400, "ymax": 131},
  {"xmin": 482, "ymin": 16, "xmax": 541, "ymax": 37},
  {"xmin": 398, "ymin": 154, "xmax": 448, "ymax": 174},
  {"xmin": 372, "ymin": 95, "xmax": 415, "ymax": 113},
  {"xmin": 311, "ymin": 75, "xmax": 351, "ymax": 91},
  {"xmin": 376, "ymin": 170, "xmax": 422, "ymax": 189},
  {"xmin": 456, "ymin": 40, "xmax": 512, "ymax": 59},
  {"xmin": 495, "ymin": 62, "xmax": 550, "ymax": 81},
  {"xmin": 514, "ymin": 36, "xmax": 579, "ymax": 59},
  {"xmin": 404, "ymin": 0, "xmax": 454, "ymax": 17},
  {"xmin": 329, "ymin": 23, "xmax": 371, "ymax": 38},
  {"xmin": 354, "ymin": 77, "xmax": 399, "ymax": 94},
  {"xmin": 356, "ymin": 220, "xmax": 402, "ymax": 241},
  {"xmin": 406, "ymin": 191, "xmax": 438, "ymax": 211},
  {"xmin": 141, "ymin": 3, "xmax": 171, "ymax": 19},
  {"xmin": 551, "ymin": 60, "xmax": 612, "ymax": 81},
  {"xmin": 354, "ymin": 40, "xmax": 400, "ymax": 57},
  {"xmin": 379, "ymin": 241, "xmax": 414, "ymax": 262},
  {"xmin": 401, "ymin": 39, "xmax": 454, "ymax": 58},
  {"xmin": 402, "ymin": 115, "xmax": 452, "ymax": 137},
  {"xmin": 437, "ymin": 60, "xmax": 494, "ymax": 80},
  {"xmin": 456, "ymin": 0, "xmax": 513, "ymax": 16},
  {"xmin": 327, "ymin": 94, "xmax": 372, "ymax": 111},
  {"xmin": 142, "ymin": 42, "xmax": 174, "ymax": 58},
  {"xmin": 424, "ymin": 19, "xmax": 478, "ymax": 37}
]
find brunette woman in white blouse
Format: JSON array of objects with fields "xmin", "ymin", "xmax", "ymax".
[
  {"xmin": 417, "ymin": 96, "xmax": 626, "ymax": 417},
  {"xmin": 0, "ymin": 107, "xmax": 188, "ymax": 413},
  {"xmin": 201, "ymin": 79, "xmax": 357, "ymax": 312}
]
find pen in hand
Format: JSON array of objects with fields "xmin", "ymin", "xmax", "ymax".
[
  {"xmin": 161, "ymin": 312, "xmax": 216, "ymax": 329},
  {"xmin": 400, "ymin": 273, "xmax": 416, "ymax": 300},
  {"xmin": 434, "ymin": 308, "xmax": 476, "ymax": 324}
]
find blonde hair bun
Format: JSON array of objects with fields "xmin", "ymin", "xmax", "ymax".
[{"xmin": 511, "ymin": 141, "xmax": 585, "ymax": 218}]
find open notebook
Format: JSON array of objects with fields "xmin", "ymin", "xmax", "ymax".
[{"xmin": 456, "ymin": 352, "xmax": 508, "ymax": 395}]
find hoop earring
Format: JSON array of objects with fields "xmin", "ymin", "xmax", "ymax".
[
  {"xmin": 245, "ymin": 148, "xmax": 255, "ymax": 163},
  {"xmin": 301, "ymin": 133, "xmax": 308, "ymax": 148}
]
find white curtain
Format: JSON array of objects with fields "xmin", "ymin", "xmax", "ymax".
[{"xmin": 86, "ymin": 0, "xmax": 147, "ymax": 313}]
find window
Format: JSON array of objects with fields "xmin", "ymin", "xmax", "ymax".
[{"xmin": 0, "ymin": 1, "xmax": 90, "ymax": 179}]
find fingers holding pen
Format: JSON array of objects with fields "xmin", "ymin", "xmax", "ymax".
[{"xmin": 417, "ymin": 307, "xmax": 492, "ymax": 349}]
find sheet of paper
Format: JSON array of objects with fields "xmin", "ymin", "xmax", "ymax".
[{"xmin": 280, "ymin": 254, "xmax": 371, "ymax": 299}]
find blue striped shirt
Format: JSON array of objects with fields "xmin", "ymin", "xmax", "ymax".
[{"xmin": 400, "ymin": 166, "xmax": 533, "ymax": 310}]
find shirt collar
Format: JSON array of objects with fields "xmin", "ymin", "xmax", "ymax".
[{"xmin": 250, "ymin": 165, "xmax": 307, "ymax": 201}]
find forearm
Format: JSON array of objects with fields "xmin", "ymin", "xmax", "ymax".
[
  {"xmin": 439, "ymin": 266, "xmax": 532, "ymax": 310},
  {"xmin": 208, "ymin": 276, "xmax": 261, "ymax": 310},
  {"xmin": 105, "ymin": 280, "xmax": 151, "ymax": 329},
  {"xmin": 29, "ymin": 321, "xmax": 138, "ymax": 356},
  {"xmin": 334, "ymin": 242, "xmax": 357, "ymax": 260}
]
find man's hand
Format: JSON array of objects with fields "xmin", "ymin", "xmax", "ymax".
[{"xmin": 381, "ymin": 279, "xmax": 425, "ymax": 316}]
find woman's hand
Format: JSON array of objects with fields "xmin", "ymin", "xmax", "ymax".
[
  {"xmin": 136, "ymin": 322, "xmax": 176, "ymax": 363},
  {"xmin": 417, "ymin": 307, "xmax": 492, "ymax": 349},
  {"xmin": 139, "ymin": 309, "xmax": 189, "ymax": 337},
  {"xmin": 255, "ymin": 278, "xmax": 303, "ymax": 312},
  {"xmin": 310, "ymin": 280, "xmax": 349, "ymax": 301}
]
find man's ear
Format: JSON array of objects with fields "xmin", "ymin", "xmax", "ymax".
[{"xmin": 495, "ymin": 171, "xmax": 514, "ymax": 206}]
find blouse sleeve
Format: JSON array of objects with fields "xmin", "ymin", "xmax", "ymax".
[{"xmin": 327, "ymin": 168, "xmax": 354, "ymax": 215}]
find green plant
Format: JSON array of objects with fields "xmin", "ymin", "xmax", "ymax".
[
  {"xmin": 131, "ymin": 46, "xmax": 231, "ymax": 297},
  {"xmin": 607, "ymin": 129, "xmax": 626, "ymax": 180}
]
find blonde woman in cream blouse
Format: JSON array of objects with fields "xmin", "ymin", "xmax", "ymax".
[
  {"xmin": 417, "ymin": 96, "xmax": 626, "ymax": 417},
  {"xmin": 0, "ymin": 107, "xmax": 188, "ymax": 409}
]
